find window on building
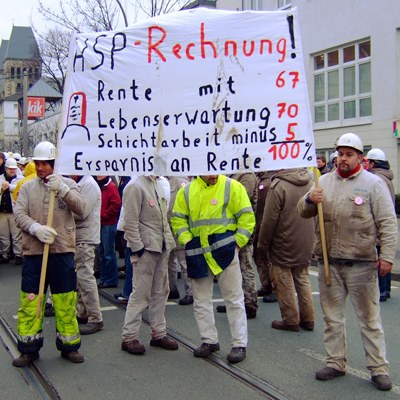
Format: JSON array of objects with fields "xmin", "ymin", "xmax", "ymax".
[
  {"xmin": 313, "ymin": 40, "xmax": 371, "ymax": 125},
  {"xmin": 242, "ymin": 0, "xmax": 269, "ymax": 10},
  {"xmin": 10, "ymin": 67, "xmax": 15, "ymax": 78},
  {"xmin": 277, "ymin": 0, "xmax": 291, "ymax": 9},
  {"xmin": 17, "ymin": 68, "xmax": 21, "ymax": 79}
]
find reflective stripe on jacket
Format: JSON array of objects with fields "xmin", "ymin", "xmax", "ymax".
[{"xmin": 171, "ymin": 175, "xmax": 255, "ymax": 276}]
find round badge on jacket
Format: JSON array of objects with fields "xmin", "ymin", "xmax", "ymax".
[
  {"xmin": 354, "ymin": 196, "xmax": 363, "ymax": 205},
  {"xmin": 210, "ymin": 198, "xmax": 218, "ymax": 205},
  {"xmin": 149, "ymin": 198, "xmax": 156, "ymax": 207}
]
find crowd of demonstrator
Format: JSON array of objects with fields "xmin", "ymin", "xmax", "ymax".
[{"xmin": 1, "ymin": 132, "xmax": 397, "ymax": 392}]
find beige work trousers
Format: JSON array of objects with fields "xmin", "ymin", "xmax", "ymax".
[
  {"xmin": 122, "ymin": 250, "xmax": 170, "ymax": 341},
  {"xmin": 318, "ymin": 261, "xmax": 389, "ymax": 376},
  {"xmin": 0, "ymin": 212, "xmax": 22, "ymax": 258},
  {"xmin": 191, "ymin": 251, "xmax": 248, "ymax": 348},
  {"xmin": 75, "ymin": 243, "xmax": 103, "ymax": 323}
]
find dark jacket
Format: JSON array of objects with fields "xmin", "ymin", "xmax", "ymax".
[{"xmin": 258, "ymin": 168, "xmax": 315, "ymax": 268}]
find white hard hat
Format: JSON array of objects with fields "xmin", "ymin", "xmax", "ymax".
[
  {"xmin": 366, "ymin": 148, "xmax": 386, "ymax": 161},
  {"xmin": 5, "ymin": 157, "xmax": 18, "ymax": 168},
  {"xmin": 329, "ymin": 151, "xmax": 338, "ymax": 163},
  {"xmin": 32, "ymin": 141, "xmax": 57, "ymax": 161},
  {"xmin": 17, "ymin": 157, "xmax": 29, "ymax": 166},
  {"xmin": 12, "ymin": 152, "xmax": 21, "ymax": 161},
  {"xmin": 336, "ymin": 133, "xmax": 363, "ymax": 153}
]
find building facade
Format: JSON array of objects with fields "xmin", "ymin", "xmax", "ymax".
[
  {"xmin": 0, "ymin": 26, "xmax": 42, "ymax": 152},
  {"xmin": 213, "ymin": 0, "xmax": 400, "ymax": 191}
]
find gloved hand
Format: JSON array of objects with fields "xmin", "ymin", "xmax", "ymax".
[
  {"xmin": 30, "ymin": 223, "xmax": 58, "ymax": 244},
  {"xmin": 46, "ymin": 174, "xmax": 70, "ymax": 197}
]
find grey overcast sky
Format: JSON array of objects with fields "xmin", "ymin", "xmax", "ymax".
[
  {"xmin": 0, "ymin": 0, "xmax": 46, "ymax": 40},
  {"xmin": 0, "ymin": 0, "xmax": 136, "ymax": 41}
]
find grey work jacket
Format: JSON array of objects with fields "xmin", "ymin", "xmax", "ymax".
[
  {"xmin": 298, "ymin": 168, "xmax": 397, "ymax": 264},
  {"xmin": 14, "ymin": 176, "xmax": 85, "ymax": 255}
]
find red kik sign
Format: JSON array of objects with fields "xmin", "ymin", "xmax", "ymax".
[{"xmin": 27, "ymin": 97, "xmax": 45, "ymax": 119}]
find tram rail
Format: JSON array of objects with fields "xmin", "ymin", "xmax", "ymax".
[
  {"xmin": 99, "ymin": 289, "xmax": 290, "ymax": 400},
  {"xmin": 0, "ymin": 315, "xmax": 61, "ymax": 400},
  {"xmin": 0, "ymin": 290, "xmax": 291, "ymax": 400}
]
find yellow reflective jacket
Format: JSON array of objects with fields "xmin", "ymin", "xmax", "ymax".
[
  {"xmin": 12, "ymin": 161, "xmax": 37, "ymax": 202},
  {"xmin": 171, "ymin": 175, "xmax": 255, "ymax": 277}
]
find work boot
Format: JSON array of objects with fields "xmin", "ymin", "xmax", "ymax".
[
  {"xmin": 271, "ymin": 320, "xmax": 300, "ymax": 332},
  {"xmin": 178, "ymin": 295, "xmax": 193, "ymax": 305},
  {"xmin": 76, "ymin": 316, "xmax": 88, "ymax": 324},
  {"xmin": 61, "ymin": 350, "xmax": 84, "ymax": 363},
  {"xmin": 371, "ymin": 375, "xmax": 392, "ymax": 391},
  {"xmin": 114, "ymin": 292, "xmax": 129, "ymax": 303},
  {"xmin": 227, "ymin": 347, "xmax": 246, "ymax": 363},
  {"xmin": 193, "ymin": 343, "xmax": 220, "ymax": 358},
  {"xmin": 315, "ymin": 366, "xmax": 345, "ymax": 381},
  {"xmin": 79, "ymin": 321, "xmax": 104, "ymax": 335},
  {"xmin": 216, "ymin": 305, "xmax": 227, "ymax": 313},
  {"xmin": 12, "ymin": 352, "xmax": 39, "ymax": 367},
  {"xmin": 300, "ymin": 321, "xmax": 315, "ymax": 331},
  {"xmin": 150, "ymin": 336, "xmax": 178, "ymax": 350},
  {"xmin": 15, "ymin": 256, "xmax": 23, "ymax": 265},
  {"xmin": 121, "ymin": 340, "xmax": 146, "ymax": 355},
  {"xmin": 263, "ymin": 293, "xmax": 278, "ymax": 303},
  {"xmin": 257, "ymin": 287, "xmax": 271, "ymax": 297},
  {"xmin": 168, "ymin": 289, "xmax": 180, "ymax": 300},
  {"xmin": 245, "ymin": 306, "xmax": 257, "ymax": 319}
]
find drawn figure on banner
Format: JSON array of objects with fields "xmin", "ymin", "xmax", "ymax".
[{"xmin": 61, "ymin": 92, "xmax": 90, "ymax": 142}]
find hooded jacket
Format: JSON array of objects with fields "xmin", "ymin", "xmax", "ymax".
[
  {"xmin": 258, "ymin": 168, "xmax": 315, "ymax": 268},
  {"xmin": 12, "ymin": 161, "xmax": 37, "ymax": 202},
  {"xmin": 369, "ymin": 167, "xmax": 395, "ymax": 204}
]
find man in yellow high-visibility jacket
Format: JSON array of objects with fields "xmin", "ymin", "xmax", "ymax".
[{"xmin": 171, "ymin": 174, "xmax": 255, "ymax": 363}]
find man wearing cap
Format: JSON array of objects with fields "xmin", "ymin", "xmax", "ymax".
[
  {"xmin": 0, "ymin": 157, "xmax": 23, "ymax": 264},
  {"xmin": 298, "ymin": 133, "xmax": 397, "ymax": 391},
  {"xmin": 12, "ymin": 141, "xmax": 85, "ymax": 367},
  {"xmin": 365, "ymin": 148, "xmax": 395, "ymax": 302}
]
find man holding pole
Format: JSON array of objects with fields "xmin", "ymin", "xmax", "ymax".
[
  {"xmin": 298, "ymin": 133, "xmax": 397, "ymax": 391},
  {"xmin": 12, "ymin": 141, "xmax": 85, "ymax": 367}
]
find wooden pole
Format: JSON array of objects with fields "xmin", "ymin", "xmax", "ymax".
[
  {"xmin": 313, "ymin": 167, "xmax": 331, "ymax": 286},
  {"xmin": 36, "ymin": 190, "xmax": 56, "ymax": 319},
  {"xmin": 22, "ymin": 71, "xmax": 29, "ymax": 156}
]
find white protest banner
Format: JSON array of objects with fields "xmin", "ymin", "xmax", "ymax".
[{"xmin": 56, "ymin": 7, "xmax": 316, "ymax": 176}]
